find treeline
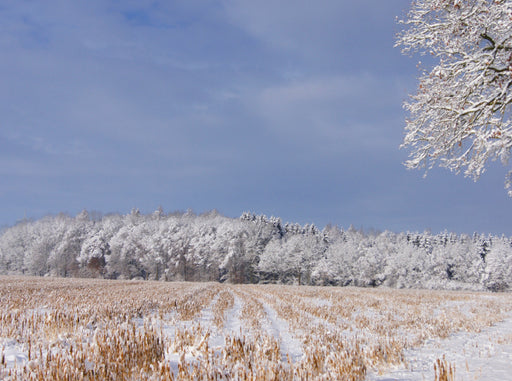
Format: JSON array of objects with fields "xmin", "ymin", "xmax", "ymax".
[{"xmin": 0, "ymin": 209, "xmax": 511, "ymax": 291}]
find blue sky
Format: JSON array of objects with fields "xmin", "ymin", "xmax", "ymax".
[{"xmin": 1, "ymin": 0, "xmax": 512, "ymax": 234}]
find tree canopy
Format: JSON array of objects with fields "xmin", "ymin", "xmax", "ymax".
[
  {"xmin": 0, "ymin": 209, "xmax": 511, "ymax": 291},
  {"xmin": 397, "ymin": 0, "xmax": 512, "ymax": 193}
]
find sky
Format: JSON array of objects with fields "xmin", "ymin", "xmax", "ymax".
[{"xmin": 1, "ymin": 0, "xmax": 512, "ymax": 235}]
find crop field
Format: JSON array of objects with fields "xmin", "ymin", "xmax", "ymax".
[{"xmin": 1, "ymin": 277, "xmax": 512, "ymax": 380}]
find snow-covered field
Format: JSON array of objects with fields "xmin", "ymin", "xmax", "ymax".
[{"xmin": 1, "ymin": 276, "xmax": 512, "ymax": 380}]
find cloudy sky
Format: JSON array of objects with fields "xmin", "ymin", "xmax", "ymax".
[{"xmin": 1, "ymin": 0, "xmax": 512, "ymax": 234}]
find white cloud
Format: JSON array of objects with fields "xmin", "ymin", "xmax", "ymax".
[
  {"xmin": 222, "ymin": 0, "xmax": 344, "ymax": 52},
  {"xmin": 259, "ymin": 76, "xmax": 358, "ymax": 105},
  {"xmin": 245, "ymin": 74, "xmax": 403, "ymax": 153},
  {"xmin": 221, "ymin": 0, "xmax": 410, "ymax": 63},
  {"xmin": 0, "ymin": 157, "xmax": 56, "ymax": 177}
]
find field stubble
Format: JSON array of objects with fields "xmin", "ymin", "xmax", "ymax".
[{"xmin": 1, "ymin": 276, "xmax": 511, "ymax": 380}]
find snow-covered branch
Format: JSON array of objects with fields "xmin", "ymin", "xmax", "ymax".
[{"xmin": 397, "ymin": 0, "xmax": 512, "ymax": 192}]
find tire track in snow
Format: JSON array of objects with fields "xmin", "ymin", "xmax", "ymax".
[
  {"xmin": 197, "ymin": 288, "xmax": 220, "ymax": 325},
  {"xmin": 222, "ymin": 289, "xmax": 244, "ymax": 334},
  {"xmin": 259, "ymin": 300, "xmax": 304, "ymax": 363},
  {"xmin": 232, "ymin": 287, "xmax": 304, "ymax": 363},
  {"xmin": 208, "ymin": 288, "xmax": 244, "ymax": 348}
]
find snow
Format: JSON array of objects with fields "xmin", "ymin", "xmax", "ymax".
[
  {"xmin": 370, "ymin": 313, "xmax": 512, "ymax": 381},
  {"xmin": 1, "ymin": 339, "xmax": 28, "ymax": 369},
  {"xmin": 220, "ymin": 293, "xmax": 244, "ymax": 339},
  {"xmin": 2, "ymin": 277, "xmax": 512, "ymax": 380},
  {"xmin": 3, "ymin": 210, "xmax": 512, "ymax": 292},
  {"xmin": 260, "ymin": 301, "xmax": 304, "ymax": 363},
  {"xmin": 398, "ymin": 0, "xmax": 512, "ymax": 194},
  {"xmin": 4, "ymin": 307, "xmax": 512, "ymax": 381}
]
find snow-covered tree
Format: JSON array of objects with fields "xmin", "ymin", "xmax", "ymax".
[
  {"xmin": 320, "ymin": 235, "xmax": 361, "ymax": 287},
  {"xmin": 258, "ymin": 238, "xmax": 287, "ymax": 283},
  {"xmin": 397, "ymin": 0, "xmax": 512, "ymax": 193},
  {"xmin": 1, "ymin": 208, "xmax": 511, "ymax": 290},
  {"xmin": 48, "ymin": 214, "xmax": 91, "ymax": 277},
  {"xmin": 483, "ymin": 237, "xmax": 512, "ymax": 291},
  {"xmin": 78, "ymin": 233, "xmax": 109, "ymax": 277}
]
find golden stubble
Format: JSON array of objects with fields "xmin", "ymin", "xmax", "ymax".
[{"xmin": 1, "ymin": 276, "xmax": 511, "ymax": 380}]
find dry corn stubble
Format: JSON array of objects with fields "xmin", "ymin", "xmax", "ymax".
[
  {"xmin": 0, "ymin": 276, "xmax": 511, "ymax": 380},
  {"xmin": 434, "ymin": 355, "xmax": 456, "ymax": 381}
]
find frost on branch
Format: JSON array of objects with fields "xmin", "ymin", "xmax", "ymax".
[{"xmin": 397, "ymin": 0, "xmax": 512, "ymax": 194}]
